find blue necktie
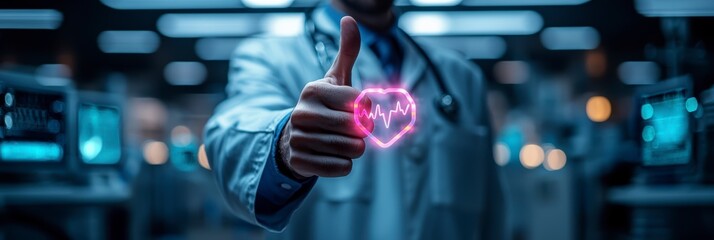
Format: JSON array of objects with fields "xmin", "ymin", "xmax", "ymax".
[{"xmin": 369, "ymin": 34, "xmax": 403, "ymax": 84}]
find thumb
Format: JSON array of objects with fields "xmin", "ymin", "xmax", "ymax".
[{"xmin": 325, "ymin": 16, "xmax": 361, "ymax": 86}]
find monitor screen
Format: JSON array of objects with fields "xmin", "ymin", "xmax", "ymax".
[
  {"xmin": 78, "ymin": 103, "xmax": 121, "ymax": 165},
  {"xmin": 0, "ymin": 74, "xmax": 70, "ymax": 166},
  {"xmin": 640, "ymin": 88, "xmax": 692, "ymax": 166},
  {"xmin": 0, "ymin": 141, "xmax": 63, "ymax": 162}
]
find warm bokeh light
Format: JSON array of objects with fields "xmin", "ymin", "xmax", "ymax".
[
  {"xmin": 586, "ymin": 96, "xmax": 611, "ymax": 122},
  {"xmin": 131, "ymin": 98, "xmax": 167, "ymax": 131},
  {"xmin": 585, "ymin": 50, "xmax": 607, "ymax": 78},
  {"xmin": 520, "ymin": 144, "xmax": 544, "ymax": 169},
  {"xmin": 171, "ymin": 125, "xmax": 193, "ymax": 147},
  {"xmin": 198, "ymin": 144, "xmax": 210, "ymax": 170},
  {"xmin": 143, "ymin": 140, "xmax": 168, "ymax": 165},
  {"xmin": 494, "ymin": 61, "xmax": 529, "ymax": 84},
  {"xmin": 494, "ymin": 142, "xmax": 510, "ymax": 166},
  {"xmin": 545, "ymin": 149, "xmax": 567, "ymax": 171}
]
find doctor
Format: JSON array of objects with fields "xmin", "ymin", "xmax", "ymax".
[{"xmin": 204, "ymin": 0, "xmax": 503, "ymax": 239}]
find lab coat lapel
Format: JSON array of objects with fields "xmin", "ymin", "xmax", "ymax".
[{"xmin": 313, "ymin": 7, "xmax": 339, "ymax": 37}]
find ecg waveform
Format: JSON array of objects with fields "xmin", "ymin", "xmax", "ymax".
[{"xmin": 360, "ymin": 101, "xmax": 411, "ymax": 129}]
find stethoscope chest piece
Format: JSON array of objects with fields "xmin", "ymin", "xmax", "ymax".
[{"xmin": 435, "ymin": 94, "xmax": 458, "ymax": 122}]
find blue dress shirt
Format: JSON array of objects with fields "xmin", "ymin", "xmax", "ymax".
[{"xmin": 254, "ymin": 112, "xmax": 317, "ymax": 227}]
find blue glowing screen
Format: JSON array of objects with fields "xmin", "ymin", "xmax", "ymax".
[
  {"xmin": 79, "ymin": 104, "xmax": 121, "ymax": 164},
  {"xmin": 171, "ymin": 142, "xmax": 198, "ymax": 172},
  {"xmin": 641, "ymin": 89, "xmax": 691, "ymax": 166},
  {"xmin": 0, "ymin": 141, "xmax": 63, "ymax": 162}
]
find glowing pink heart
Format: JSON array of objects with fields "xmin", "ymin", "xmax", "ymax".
[{"xmin": 353, "ymin": 88, "xmax": 417, "ymax": 148}]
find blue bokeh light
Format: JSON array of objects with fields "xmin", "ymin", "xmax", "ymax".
[
  {"xmin": 641, "ymin": 103, "xmax": 654, "ymax": 120},
  {"xmin": 685, "ymin": 97, "xmax": 698, "ymax": 113}
]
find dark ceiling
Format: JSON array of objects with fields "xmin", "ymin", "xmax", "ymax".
[{"xmin": 0, "ymin": 0, "xmax": 711, "ymax": 100}]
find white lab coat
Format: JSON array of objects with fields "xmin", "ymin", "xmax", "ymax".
[{"xmin": 204, "ymin": 7, "xmax": 504, "ymax": 240}]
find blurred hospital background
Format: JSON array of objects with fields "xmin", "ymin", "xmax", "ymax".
[{"xmin": 1, "ymin": 0, "xmax": 714, "ymax": 239}]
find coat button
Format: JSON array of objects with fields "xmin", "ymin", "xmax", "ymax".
[
  {"xmin": 280, "ymin": 183, "xmax": 293, "ymax": 190},
  {"xmin": 408, "ymin": 144, "xmax": 425, "ymax": 162}
]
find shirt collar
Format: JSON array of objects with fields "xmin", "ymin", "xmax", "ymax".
[{"xmin": 322, "ymin": 3, "xmax": 399, "ymax": 47}]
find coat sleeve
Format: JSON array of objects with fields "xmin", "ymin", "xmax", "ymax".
[{"xmin": 203, "ymin": 38, "xmax": 308, "ymax": 232}]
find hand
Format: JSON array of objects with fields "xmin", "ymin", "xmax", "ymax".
[{"xmin": 277, "ymin": 16, "xmax": 374, "ymax": 179}]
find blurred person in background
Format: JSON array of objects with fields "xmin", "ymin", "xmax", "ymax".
[{"xmin": 204, "ymin": 0, "xmax": 503, "ymax": 239}]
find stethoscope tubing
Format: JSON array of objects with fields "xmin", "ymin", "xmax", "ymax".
[{"xmin": 303, "ymin": 8, "xmax": 459, "ymax": 121}]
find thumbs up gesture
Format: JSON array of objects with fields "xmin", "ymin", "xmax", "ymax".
[
  {"xmin": 278, "ymin": 17, "xmax": 374, "ymax": 179},
  {"xmin": 324, "ymin": 17, "xmax": 361, "ymax": 86}
]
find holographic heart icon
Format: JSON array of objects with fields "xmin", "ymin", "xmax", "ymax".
[{"xmin": 353, "ymin": 88, "xmax": 416, "ymax": 148}]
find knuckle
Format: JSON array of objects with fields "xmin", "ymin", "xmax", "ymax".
[
  {"xmin": 341, "ymin": 116, "xmax": 354, "ymax": 130},
  {"xmin": 301, "ymin": 82, "xmax": 321, "ymax": 99},
  {"xmin": 286, "ymin": 153, "xmax": 300, "ymax": 168},
  {"xmin": 288, "ymin": 152, "xmax": 308, "ymax": 172},
  {"xmin": 336, "ymin": 86, "xmax": 360, "ymax": 102},
  {"xmin": 291, "ymin": 108, "xmax": 316, "ymax": 125},
  {"xmin": 319, "ymin": 112, "xmax": 339, "ymax": 128},
  {"xmin": 332, "ymin": 113, "xmax": 349, "ymax": 127},
  {"xmin": 291, "ymin": 108, "xmax": 308, "ymax": 120},
  {"xmin": 289, "ymin": 132, "xmax": 309, "ymax": 149},
  {"xmin": 288, "ymin": 137, "xmax": 301, "ymax": 150},
  {"xmin": 324, "ymin": 135, "xmax": 341, "ymax": 147}
]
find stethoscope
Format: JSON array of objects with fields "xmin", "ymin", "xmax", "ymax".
[{"xmin": 304, "ymin": 9, "xmax": 459, "ymax": 122}]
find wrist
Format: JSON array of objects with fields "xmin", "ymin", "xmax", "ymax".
[{"xmin": 276, "ymin": 123, "xmax": 308, "ymax": 181}]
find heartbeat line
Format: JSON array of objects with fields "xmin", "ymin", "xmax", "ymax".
[
  {"xmin": 360, "ymin": 101, "xmax": 411, "ymax": 128},
  {"xmin": 353, "ymin": 88, "xmax": 416, "ymax": 148}
]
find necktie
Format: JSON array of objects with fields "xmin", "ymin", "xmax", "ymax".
[{"xmin": 369, "ymin": 33, "xmax": 403, "ymax": 84}]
